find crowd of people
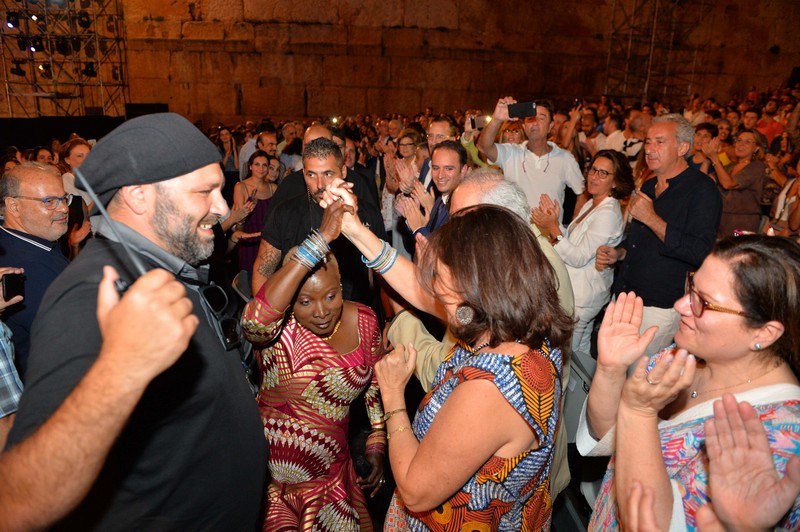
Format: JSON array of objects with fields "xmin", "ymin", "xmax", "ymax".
[{"xmin": 1, "ymin": 84, "xmax": 800, "ymax": 531}]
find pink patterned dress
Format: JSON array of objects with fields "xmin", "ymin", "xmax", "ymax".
[{"xmin": 242, "ymin": 295, "xmax": 385, "ymax": 531}]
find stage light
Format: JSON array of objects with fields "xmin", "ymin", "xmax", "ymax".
[
  {"xmin": 112, "ymin": 65, "xmax": 121, "ymax": 81},
  {"xmin": 76, "ymin": 10, "xmax": 91, "ymax": 29},
  {"xmin": 29, "ymin": 36, "xmax": 44, "ymax": 52},
  {"xmin": 30, "ymin": 14, "xmax": 38, "ymax": 22},
  {"xmin": 81, "ymin": 62, "xmax": 96, "ymax": 77},
  {"xmin": 71, "ymin": 36, "xmax": 81, "ymax": 53},
  {"xmin": 16, "ymin": 34, "xmax": 28, "ymax": 51},
  {"xmin": 38, "ymin": 63, "xmax": 52, "ymax": 79},
  {"xmin": 6, "ymin": 12, "xmax": 20, "ymax": 29},
  {"xmin": 55, "ymin": 36, "xmax": 71, "ymax": 55},
  {"xmin": 11, "ymin": 60, "xmax": 26, "ymax": 77},
  {"xmin": 84, "ymin": 40, "xmax": 95, "ymax": 58}
]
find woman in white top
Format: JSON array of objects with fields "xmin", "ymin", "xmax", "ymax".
[{"xmin": 532, "ymin": 149, "xmax": 634, "ymax": 356}]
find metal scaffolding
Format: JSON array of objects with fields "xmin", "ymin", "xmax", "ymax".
[
  {"xmin": 604, "ymin": 0, "xmax": 714, "ymax": 106},
  {"xmin": 0, "ymin": 0, "xmax": 128, "ymax": 117}
]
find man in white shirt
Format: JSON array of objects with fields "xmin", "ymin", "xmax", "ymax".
[{"xmin": 477, "ymin": 97, "xmax": 585, "ymax": 214}]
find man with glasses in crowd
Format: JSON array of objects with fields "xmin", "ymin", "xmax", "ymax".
[
  {"xmin": 5, "ymin": 113, "xmax": 267, "ymax": 530},
  {"xmin": 0, "ymin": 163, "xmax": 71, "ymax": 381}
]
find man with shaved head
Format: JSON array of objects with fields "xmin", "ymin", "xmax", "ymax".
[{"xmin": 0, "ymin": 163, "xmax": 70, "ymax": 380}]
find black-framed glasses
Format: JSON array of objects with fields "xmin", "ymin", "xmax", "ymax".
[
  {"xmin": 13, "ymin": 193, "xmax": 73, "ymax": 210},
  {"xmin": 588, "ymin": 166, "xmax": 612, "ymax": 178},
  {"xmin": 685, "ymin": 272, "xmax": 749, "ymax": 319},
  {"xmin": 200, "ymin": 284, "xmax": 241, "ymax": 351}
]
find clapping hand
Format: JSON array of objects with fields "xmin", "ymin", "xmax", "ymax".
[
  {"xmin": 596, "ymin": 292, "xmax": 658, "ymax": 373},
  {"xmin": 703, "ymin": 394, "xmax": 800, "ymax": 531},
  {"xmin": 620, "ymin": 348, "xmax": 696, "ymax": 416},
  {"xmin": 411, "ymin": 181, "xmax": 434, "ymax": 215},
  {"xmin": 530, "ymin": 194, "xmax": 560, "ymax": 236}
]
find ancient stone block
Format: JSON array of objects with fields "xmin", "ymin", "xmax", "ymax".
[
  {"xmin": 321, "ymin": 55, "xmax": 391, "ymax": 87},
  {"xmin": 403, "ymin": 0, "xmax": 458, "ymax": 30},
  {"xmin": 244, "ymin": 0, "xmax": 337, "ymax": 24},
  {"xmin": 202, "ymin": 0, "xmax": 245, "ymax": 22},
  {"xmin": 225, "ymin": 22, "xmax": 255, "ymax": 42},
  {"xmin": 366, "ymin": 88, "xmax": 421, "ymax": 115},
  {"xmin": 254, "ymin": 24, "xmax": 291, "ymax": 51},
  {"xmin": 338, "ymin": 0, "xmax": 404, "ymax": 27},
  {"xmin": 182, "ymin": 21, "xmax": 226, "ymax": 40}
]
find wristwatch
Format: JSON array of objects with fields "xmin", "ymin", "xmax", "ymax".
[{"xmin": 551, "ymin": 233, "xmax": 563, "ymax": 244}]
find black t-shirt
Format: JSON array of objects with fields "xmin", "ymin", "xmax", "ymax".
[
  {"xmin": 7, "ymin": 237, "xmax": 267, "ymax": 531},
  {"xmin": 261, "ymin": 191, "xmax": 386, "ymax": 307}
]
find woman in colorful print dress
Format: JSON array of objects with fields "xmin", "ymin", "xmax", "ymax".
[
  {"xmin": 241, "ymin": 199, "xmax": 386, "ymax": 531},
  {"xmin": 579, "ymin": 235, "xmax": 800, "ymax": 530},
  {"xmin": 324, "ymin": 183, "xmax": 574, "ymax": 531}
]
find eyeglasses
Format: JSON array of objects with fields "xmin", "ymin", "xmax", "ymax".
[
  {"xmin": 13, "ymin": 193, "xmax": 73, "ymax": 210},
  {"xmin": 588, "ymin": 166, "xmax": 612, "ymax": 178},
  {"xmin": 685, "ymin": 272, "xmax": 749, "ymax": 319}
]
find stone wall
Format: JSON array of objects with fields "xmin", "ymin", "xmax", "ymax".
[{"xmin": 120, "ymin": 0, "xmax": 800, "ymax": 122}]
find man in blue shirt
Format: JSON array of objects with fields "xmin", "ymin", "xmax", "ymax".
[{"xmin": 0, "ymin": 164, "xmax": 70, "ymax": 380}]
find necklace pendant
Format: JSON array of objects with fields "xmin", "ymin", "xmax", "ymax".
[{"xmin": 691, "ymin": 390, "xmax": 698, "ymax": 398}]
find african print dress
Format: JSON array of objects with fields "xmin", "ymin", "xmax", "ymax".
[
  {"xmin": 385, "ymin": 342, "xmax": 562, "ymax": 531},
  {"xmin": 242, "ymin": 297, "xmax": 385, "ymax": 531}
]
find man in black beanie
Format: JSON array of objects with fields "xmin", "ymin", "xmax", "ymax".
[{"xmin": 5, "ymin": 113, "xmax": 268, "ymax": 531}]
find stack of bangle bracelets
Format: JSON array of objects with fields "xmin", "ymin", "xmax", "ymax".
[
  {"xmin": 291, "ymin": 229, "xmax": 330, "ymax": 270},
  {"xmin": 361, "ymin": 239, "xmax": 398, "ymax": 275}
]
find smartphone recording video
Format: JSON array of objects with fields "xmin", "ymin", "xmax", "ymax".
[{"xmin": 508, "ymin": 102, "xmax": 538, "ymax": 119}]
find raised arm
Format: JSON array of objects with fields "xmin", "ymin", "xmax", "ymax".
[
  {"xmin": 0, "ymin": 266, "xmax": 197, "ymax": 530},
  {"xmin": 476, "ymin": 97, "xmax": 514, "ymax": 163},
  {"xmin": 322, "ymin": 182, "xmax": 443, "ymax": 318},
  {"xmin": 586, "ymin": 292, "xmax": 657, "ymax": 441},
  {"xmin": 243, "ymin": 200, "xmax": 353, "ymax": 344}
]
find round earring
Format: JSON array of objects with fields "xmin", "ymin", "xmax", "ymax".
[
  {"xmin": 455, "ymin": 305, "xmax": 474, "ymax": 325},
  {"xmin": 754, "ymin": 343, "xmax": 762, "ymax": 351}
]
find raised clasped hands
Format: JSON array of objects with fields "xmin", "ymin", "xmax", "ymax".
[{"xmin": 319, "ymin": 179, "xmax": 360, "ymax": 237}]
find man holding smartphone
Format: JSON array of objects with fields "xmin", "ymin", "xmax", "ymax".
[
  {"xmin": 0, "ymin": 266, "xmax": 24, "ymax": 449},
  {"xmin": 477, "ymin": 96, "xmax": 585, "ymax": 218},
  {"xmin": 0, "ymin": 164, "xmax": 70, "ymax": 381}
]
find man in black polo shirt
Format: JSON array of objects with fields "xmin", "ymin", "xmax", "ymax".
[
  {"xmin": 0, "ymin": 164, "xmax": 70, "ymax": 380},
  {"xmin": 6, "ymin": 114, "xmax": 267, "ymax": 530},
  {"xmin": 597, "ymin": 114, "xmax": 722, "ymax": 355}
]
